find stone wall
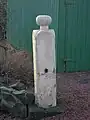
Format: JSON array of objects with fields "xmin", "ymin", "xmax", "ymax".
[
  {"xmin": 0, "ymin": 0, "xmax": 7, "ymax": 71},
  {"xmin": 0, "ymin": 0, "xmax": 7, "ymax": 40}
]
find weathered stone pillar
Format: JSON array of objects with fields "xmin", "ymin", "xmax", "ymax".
[{"xmin": 32, "ymin": 15, "xmax": 56, "ymax": 108}]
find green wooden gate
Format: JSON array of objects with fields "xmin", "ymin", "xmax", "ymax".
[
  {"xmin": 7, "ymin": 0, "xmax": 90, "ymax": 72},
  {"xmin": 58, "ymin": 0, "xmax": 90, "ymax": 72}
]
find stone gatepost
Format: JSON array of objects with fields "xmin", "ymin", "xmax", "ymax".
[{"xmin": 32, "ymin": 15, "xmax": 56, "ymax": 108}]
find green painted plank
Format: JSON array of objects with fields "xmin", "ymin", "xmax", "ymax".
[{"xmin": 57, "ymin": 0, "xmax": 65, "ymax": 72}]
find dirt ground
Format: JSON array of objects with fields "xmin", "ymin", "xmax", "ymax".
[{"xmin": 0, "ymin": 71, "xmax": 90, "ymax": 120}]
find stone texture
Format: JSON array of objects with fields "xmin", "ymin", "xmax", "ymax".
[{"xmin": 0, "ymin": 0, "xmax": 7, "ymax": 40}]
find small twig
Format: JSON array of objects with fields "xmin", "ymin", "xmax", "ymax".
[{"xmin": 0, "ymin": 43, "xmax": 7, "ymax": 50}]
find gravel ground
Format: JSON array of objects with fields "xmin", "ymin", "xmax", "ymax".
[{"xmin": 0, "ymin": 71, "xmax": 90, "ymax": 120}]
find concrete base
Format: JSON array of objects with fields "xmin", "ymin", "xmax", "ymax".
[{"xmin": 27, "ymin": 104, "xmax": 64, "ymax": 120}]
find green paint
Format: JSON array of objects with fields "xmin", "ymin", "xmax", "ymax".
[
  {"xmin": 7, "ymin": 0, "xmax": 90, "ymax": 72},
  {"xmin": 63, "ymin": 0, "xmax": 90, "ymax": 72},
  {"xmin": 7, "ymin": 0, "xmax": 58, "ymax": 51}
]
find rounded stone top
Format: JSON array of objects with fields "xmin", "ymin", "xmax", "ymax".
[{"xmin": 36, "ymin": 15, "xmax": 52, "ymax": 26}]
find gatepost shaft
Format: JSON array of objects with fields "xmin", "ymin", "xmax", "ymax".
[{"xmin": 32, "ymin": 15, "xmax": 56, "ymax": 108}]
